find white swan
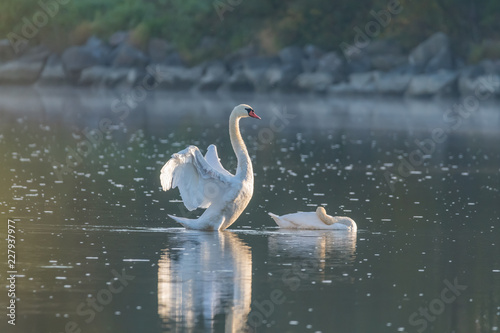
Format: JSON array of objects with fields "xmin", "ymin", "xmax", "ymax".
[
  {"xmin": 160, "ymin": 104, "xmax": 261, "ymax": 231},
  {"xmin": 268, "ymin": 206, "xmax": 357, "ymax": 231}
]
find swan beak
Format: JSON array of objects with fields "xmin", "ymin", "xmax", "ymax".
[{"xmin": 248, "ymin": 110, "xmax": 261, "ymax": 119}]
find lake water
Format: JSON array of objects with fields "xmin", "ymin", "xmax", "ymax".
[{"xmin": 1, "ymin": 87, "xmax": 499, "ymax": 333}]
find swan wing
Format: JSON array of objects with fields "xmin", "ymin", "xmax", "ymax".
[
  {"xmin": 160, "ymin": 145, "xmax": 233, "ymax": 211},
  {"xmin": 204, "ymin": 144, "xmax": 233, "ymax": 177}
]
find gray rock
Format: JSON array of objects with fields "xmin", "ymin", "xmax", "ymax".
[
  {"xmin": 78, "ymin": 66, "xmax": 111, "ymax": 85},
  {"xmin": 302, "ymin": 44, "xmax": 324, "ymax": 72},
  {"xmin": 329, "ymin": 71, "xmax": 379, "ymax": 94},
  {"xmin": 226, "ymin": 69, "xmax": 254, "ymax": 91},
  {"xmin": 406, "ymin": 70, "xmax": 458, "ymax": 96},
  {"xmin": 347, "ymin": 56, "xmax": 372, "ymax": 73},
  {"xmin": 0, "ymin": 61, "xmax": 45, "ymax": 84},
  {"xmin": 478, "ymin": 59, "xmax": 500, "ymax": 75},
  {"xmin": 304, "ymin": 44, "xmax": 324, "ymax": 59},
  {"xmin": 163, "ymin": 51, "xmax": 184, "ymax": 66},
  {"xmin": 110, "ymin": 44, "xmax": 149, "ymax": 68},
  {"xmin": 103, "ymin": 68, "xmax": 131, "ymax": 86},
  {"xmin": 224, "ymin": 44, "xmax": 259, "ymax": 71},
  {"xmin": 409, "ymin": 32, "xmax": 453, "ymax": 73},
  {"xmin": 277, "ymin": 46, "xmax": 304, "ymax": 90},
  {"xmin": 458, "ymin": 70, "xmax": 500, "ymax": 97},
  {"xmin": 85, "ymin": 36, "xmax": 111, "ymax": 62},
  {"xmin": 0, "ymin": 45, "xmax": 50, "ymax": 84},
  {"xmin": 279, "ymin": 46, "xmax": 304, "ymax": 67},
  {"xmin": 317, "ymin": 52, "xmax": 344, "ymax": 79},
  {"xmin": 197, "ymin": 61, "xmax": 228, "ymax": 90},
  {"xmin": 198, "ymin": 36, "xmax": 219, "ymax": 52},
  {"xmin": 371, "ymin": 54, "xmax": 407, "ymax": 71},
  {"xmin": 37, "ymin": 54, "xmax": 67, "ymax": 85},
  {"xmin": 151, "ymin": 64, "xmax": 204, "ymax": 89},
  {"xmin": 375, "ymin": 73, "xmax": 413, "ymax": 94},
  {"xmin": 61, "ymin": 39, "xmax": 110, "ymax": 82},
  {"xmin": 424, "ymin": 46, "xmax": 453, "ymax": 73},
  {"xmin": 0, "ymin": 39, "xmax": 15, "ymax": 62},
  {"xmin": 109, "ymin": 31, "xmax": 129, "ymax": 47},
  {"xmin": 278, "ymin": 63, "xmax": 303, "ymax": 90},
  {"xmin": 265, "ymin": 67, "xmax": 283, "ymax": 88},
  {"xmin": 295, "ymin": 72, "xmax": 333, "ymax": 92},
  {"xmin": 243, "ymin": 56, "xmax": 280, "ymax": 91},
  {"xmin": 148, "ymin": 38, "xmax": 175, "ymax": 63},
  {"xmin": 364, "ymin": 39, "xmax": 402, "ymax": 56}
]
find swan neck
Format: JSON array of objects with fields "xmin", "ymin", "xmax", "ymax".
[
  {"xmin": 229, "ymin": 113, "xmax": 252, "ymax": 178},
  {"xmin": 317, "ymin": 209, "xmax": 335, "ymax": 225}
]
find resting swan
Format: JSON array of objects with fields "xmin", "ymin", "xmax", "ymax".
[
  {"xmin": 160, "ymin": 104, "xmax": 261, "ymax": 231},
  {"xmin": 268, "ymin": 206, "xmax": 357, "ymax": 231}
]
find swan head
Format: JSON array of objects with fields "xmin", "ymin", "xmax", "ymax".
[{"xmin": 233, "ymin": 104, "xmax": 261, "ymax": 120}]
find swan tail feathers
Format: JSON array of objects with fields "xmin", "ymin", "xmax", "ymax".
[
  {"xmin": 268, "ymin": 212, "xmax": 282, "ymax": 226},
  {"xmin": 167, "ymin": 214, "xmax": 215, "ymax": 231}
]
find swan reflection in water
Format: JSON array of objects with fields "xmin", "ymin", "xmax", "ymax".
[
  {"xmin": 158, "ymin": 231, "xmax": 252, "ymax": 332},
  {"xmin": 268, "ymin": 230, "xmax": 357, "ymax": 283}
]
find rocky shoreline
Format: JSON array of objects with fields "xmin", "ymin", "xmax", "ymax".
[{"xmin": 0, "ymin": 31, "xmax": 499, "ymax": 98}]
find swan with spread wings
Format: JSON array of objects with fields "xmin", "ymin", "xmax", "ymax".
[{"xmin": 160, "ymin": 104, "xmax": 260, "ymax": 231}]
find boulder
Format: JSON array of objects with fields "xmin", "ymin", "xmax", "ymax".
[
  {"xmin": 277, "ymin": 46, "xmax": 304, "ymax": 90},
  {"xmin": 85, "ymin": 36, "xmax": 111, "ymax": 63},
  {"xmin": 78, "ymin": 66, "xmax": 111, "ymax": 85},
  {"xmin": 0, "ymin": 39, "xmax": 16, "ymax": 62},
  {"xmin": 0, "ymin": 45, "xmax": 50, "ymax": 84},
  {"xmin": 329, "ymin": 71, "xmax": 379, "ymax": 94},
  {"xmin": 151, "ymin": 64, "xmax": 204, "ymax": 89},
  {"xmin": 347, "ymin": 56, "xmax": 372, "ymax": 73},
  {"xmin": 316, "ymin": 52, "xmax": 344, "ymax": 79},
  {"xmin": 224, "ymin": 44, "xmax": 259, "ymax": 71},
  {"xmin": 302, "ymin": 44, "xmax": 324, "ymax": 72},
  {"xmin": 109, "ymin": 31, "xmax": 129, "ymax": 47},
  {"xmin": 148, "ymin": 38, "xmax": 175, "ymax": 63},
  {"xmin": 163, "ymin": 51, "xmax": 184, "ymax": 66},
  {"xmin": 243, "ymin": 56, "xmax": 280, "ymax": 91},
  {"xmin": 424, "ymin": 46, "xmax": 453, "ymax": 73},
  {"xmin": 37, "ymin": 54, "xmax": 67, "ymax": 85},
  {"xmin": 61, "ymin": 38, "xmax": 110, "ymax": 82},
  {"xmin": 406, "ymin": 70, "xmax": 458, "ymax": 97},
  {"xmin": 295, "ymin": 72, "xmax": 333, "ymax": 92},
  {"xmin": 103, "ymin": 68, "xmax": 132, "ymax": 86},
  {"xmin": 363, "ymin": 39, "xmax": 402, "ymax": 57},
  {"xmin": 279, "ymin": 46, "xmax": 304, "ymax": 67},
  {"xmin": 458, "ymin": 65, "xmax": 500, "ymax": 97},
  {"xmin": 478, "ymin": 59, "xmax": 500, "ymax": 75},
  {"xmin": 371, "ymin": 54, "xmax": 407, "ymax": 72},
  {"xmin": 197, "ymin": 61, "xmax": 228, "ymax": 90},
  {"xmin": 349, "ymin": 71, "xmax": 380, "ymax": 89},
  {"xmin": 109, "ymin": 44, "xmax": 149, "ymax": 68},
  {"xmin": 409, "ymin": 32, "xmax": 453, "ymax": 73},
  {"xmin": 277, "ymin": 63, "xmax": 303, "ymax": 90},
  {"xmin": 375, "ymin": 73, "xmax": 413, "ymax": 94},
  {"xmin": 225, "ymin": 69, "xmax": 254, "ymax": 91}
]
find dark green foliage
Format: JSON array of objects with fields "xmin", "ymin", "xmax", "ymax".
[{"xmin": 1, "ymin": 0, "xmax": 499, "ymax": 63}]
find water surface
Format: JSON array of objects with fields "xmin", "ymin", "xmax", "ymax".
[{"xmin": 0, "ymin": 88, "xmax": 499, "ymax": 333}]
